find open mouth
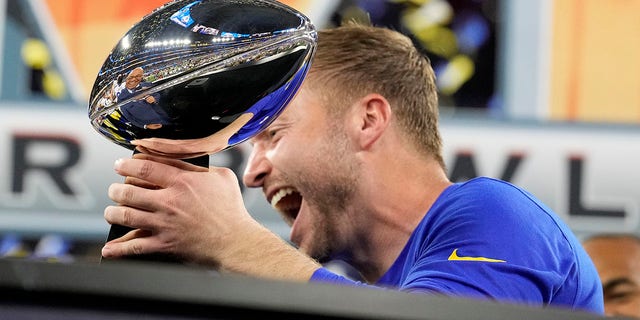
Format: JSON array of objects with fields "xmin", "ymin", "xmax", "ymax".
[{"xmin": 270, "ymin": 187, "xmax": 302, "ymax": 225}]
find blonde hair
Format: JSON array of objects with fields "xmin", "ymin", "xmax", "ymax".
[{"xmin": 309, "ymin": 22, "xmax": 444, "ymax": 168}]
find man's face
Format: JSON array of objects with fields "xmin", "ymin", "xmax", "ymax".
[
  {"xmin": 243, "ymin": 83, "xmax": 360, "ymax": 261},
  {"xmin": 125, "ymin": 69, "xmax": 143, "ymax": 89},
  {"xmin": 583, "ymin": 236, "xmax": 640, "ymax": 318}
]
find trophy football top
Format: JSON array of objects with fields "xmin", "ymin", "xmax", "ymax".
[{"xmin": 88, "ymin": 0, "xmax": 316, "ymax": 158}]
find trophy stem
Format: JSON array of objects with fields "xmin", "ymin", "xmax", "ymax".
[{"xmin": 100, "ymin": 153, "xmax": 210, "ymax": 264}]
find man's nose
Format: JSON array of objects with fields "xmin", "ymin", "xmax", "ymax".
[{"xmin": 242, "ymin": 144, "xmax": 270, "ymax": 188}]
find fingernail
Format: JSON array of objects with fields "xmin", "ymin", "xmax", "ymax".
[
  {"xmin": 114, "ymin": 158, "xmax": 123, "ymax": 169},
  {"xmin": 101, "ymin": 246, "xmax": 111, "ymax": 256},
  {"xmin": 130, "ymin": 140, "xmax": 139, "ymax": 145}
]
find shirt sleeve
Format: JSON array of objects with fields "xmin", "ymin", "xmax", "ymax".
[{"xmin": 310, "ymin": 268, "xmax": 389, "ymax": 291}]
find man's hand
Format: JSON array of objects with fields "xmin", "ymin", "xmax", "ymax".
[{"xmin": 101, "ymin": 154, "xmax": 321, "ymax": 281}]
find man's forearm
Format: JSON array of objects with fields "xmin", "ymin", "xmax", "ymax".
[{"xmin": 215, "ymin": 223, "xmax": 321, "ymax": 282}]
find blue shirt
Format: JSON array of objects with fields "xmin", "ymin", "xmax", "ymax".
[{"xmin": 310, "ymin": 177, "xmax": 604, "ymax": 314}]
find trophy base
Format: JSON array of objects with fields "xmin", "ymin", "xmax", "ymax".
[{"xmin": 100, "ymin": 154, "xmax": 210, "ymax": 264}]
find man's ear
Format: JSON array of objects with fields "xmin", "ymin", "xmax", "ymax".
[{"xmin": 355, "ymin": 93, "xmax": 391, "ymax": 149}]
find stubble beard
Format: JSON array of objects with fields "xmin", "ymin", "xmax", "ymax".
[{"xmin": 293, "ymin": 124, "xmax": 360, "ymax": 262}]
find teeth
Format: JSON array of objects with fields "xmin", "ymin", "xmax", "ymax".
[{"xmin": 271, "ymin": 188, "xmax": 296, "ymax": 208}]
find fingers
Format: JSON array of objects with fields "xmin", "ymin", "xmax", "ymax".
[
  {"xmin": 104, "ymin": 204, "xmax": 157, "ymax": 230},
  {"xmin": 113, "ymin": 158, "xmax": 168, "ymax": 188},
  {"xmin": 102, "ymin": 231, "xmax": 157, "ymax": 258},
  {"xmin": 123, "ymin": 175, "xmax": 162, "ymax": 189},
  {"xmin": 113, "ymin": 156, "xmax": 207, "ymax": 188},
  {"xmin": 101, "ymin": 224, "xmax": 155, "ymax": 258},
  {"xmin": 131, "ymin": 153, "xmax": 209, "ymax": 172},
  {"xmin": 105, "ymin": 228, "xmax": 151, "ymax": 244}
]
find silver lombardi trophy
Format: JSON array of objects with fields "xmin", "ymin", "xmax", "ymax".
[{"xmin": 88, "ymin": 0, "xmax": 317, "ymax": 263}]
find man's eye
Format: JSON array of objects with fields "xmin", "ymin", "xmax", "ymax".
[
  {"xmin": 268, "ymin": 129, "xmax": 282, "ymax": 140},
  {"xmin": 604, "ymin": 290, "xmax": 639, "ymax": 303}
]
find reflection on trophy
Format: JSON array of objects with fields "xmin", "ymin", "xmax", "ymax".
[{"xmin": 88, "ymin": 0, "xmax": 317, "ymax": 262}]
